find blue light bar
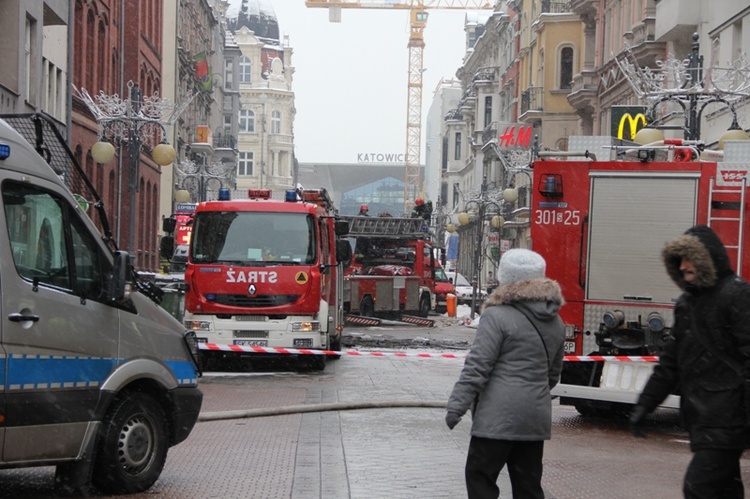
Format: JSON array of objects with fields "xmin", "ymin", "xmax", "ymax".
[
  {"xmin": 218, "ymin": 188, "xmax": 231, "ymax": 200},
  {"xmin": 285, "ymin": 190, "xmax": 298, "ymax": 202},
  {"xmin": 0, "ymin": 143, "xmax": 10, "ymax": 160}
]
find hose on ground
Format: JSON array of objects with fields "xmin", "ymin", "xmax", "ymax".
[{"xmin": 198, "ymin": 399, "xmax": 448, "ymax": 422}]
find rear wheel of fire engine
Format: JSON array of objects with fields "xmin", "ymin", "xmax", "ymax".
[
  {"xmin": 309, "ymin": 354, "xmax": 327, "ymax": 371},
  {"xmin": 92, "ymin": 392, "xmax": 168, "ymax": 494},
  {"xmin": 418, "ymin": 294, "xmax": 431, "ymax": 317},
  {"xmin": 360, "ymin": 296, "xmax": 375, "ymax": 318},
  {"xmin": 329, "ymin": 335, "xmax": 342, "ymax": 360},
  {"xmin": 573, "ymin": 399, "xmax": 614, "ymax": 418}
]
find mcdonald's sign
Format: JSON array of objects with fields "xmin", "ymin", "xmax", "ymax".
[{"xmin": 610, "ymin": 105, "xmax": 648, "ymax": 140}]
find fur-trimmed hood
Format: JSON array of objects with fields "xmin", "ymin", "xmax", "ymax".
[
  {"xmin": 482, "ymin": 277, "xmax": 565, "ymax": 314},
  {"xmin": 662, "ymin": 225, "xmax": 734, "ymax": 292}
]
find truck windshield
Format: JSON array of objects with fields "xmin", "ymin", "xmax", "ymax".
[{"xmin": 191, "ymin": 211, "xmax": 316, "ymax": 265}]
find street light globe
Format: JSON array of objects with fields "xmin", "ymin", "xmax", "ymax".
[
  {"xmin": 174, "ymin": 189, "xmax": 191, "ymax": 204},
  {"xmin": 458, "ymin": 212, "xmax": 471, "ymax": 225},
  {"xmin": 633, "ymin": 127, "xmax": 664, "ymax": 145},
  {"xmin": 152, "ymin": 143, "xmax": 176, "ymax": 166},
  {"xmin": 719, "ymin": 127, "xmax": 750, "ymax": 150},
  {"xmin": 502, "ymin": 188, "xmax": 519, "ymax": 204},
  {"xmin": 445, "ymin": 223, "xmax": 457, "ymax": 234},
  {"xmin": 91, "ymin": 141, "xmax": 115, "ymax": 164},
  {"xmin": 491, "ymin": 215, "xmax": 505, "ymax": 229}
]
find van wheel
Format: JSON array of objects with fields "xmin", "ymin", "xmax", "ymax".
[
  {"xmin": 360, "ymin": 296, "xmax": 375, "ymax": 317},
  {"xmin": 92, "ymin": 392, "xmax": 168, "ymax": 494},
  {"xmin": 418, "ymin": 294, "xmax": 431, "ymax": 317}
]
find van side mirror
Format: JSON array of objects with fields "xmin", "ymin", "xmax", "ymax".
[
  {"xmin": 159, "ymin": 236, "xmax": 175, "ymax": 260},
  {"xmin": 335, "ymin": 220, "xmax": 350, "ymax": 236},
  {"xmin": 336, "ymin": 239, "xmax": 352, "ymax": 266},
  {"xmin": 110, "ymin": 251, "xmax": 132, "ymax": 302},
  {"xmin": 162, "ymin": 216, "xmax": 176, "ymax": 233}
]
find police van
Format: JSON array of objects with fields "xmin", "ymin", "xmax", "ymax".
[{"xmin": 0, "ymin": 114, "xmax": 202, "ymax": 494}]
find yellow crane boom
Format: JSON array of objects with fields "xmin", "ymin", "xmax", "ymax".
[{"xmin": 306, "ymin": 0, "xmax": 494, "ymax": 214}]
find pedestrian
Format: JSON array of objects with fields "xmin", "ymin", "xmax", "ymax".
[
  {"xmin": 445, "ymin": 248, "xmax": 565, "ymax": 499},
  {"xmin": 358, "ymin": 204, "xmax": 369, "ymax": 216},
  {"xmin": 486, "ymin": 270, "xmax": 498, "ymax": 295},
  {"xmin": 629, "ymin": 225, "xmax": 750, "ymax": 498}
]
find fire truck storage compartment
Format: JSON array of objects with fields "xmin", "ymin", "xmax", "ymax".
[{"xmin": 583, "ymin": 172, "xmax": 698, "ymax": 353}]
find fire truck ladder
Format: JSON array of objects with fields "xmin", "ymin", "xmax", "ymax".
[
  {"xmin": 708, "ymin": 176, "xmax": 747, "ymax": 277},
  {"xmin": 342, "ymin": 216, "xmax": 427, "ymax": 238}
]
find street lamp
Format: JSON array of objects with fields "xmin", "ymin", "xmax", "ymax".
[
  {"xmin": 75, "ymin": 82, "xmax": 193, "ymax": 255},
  {"xmin": 618, "ymin": 32, "xmax": 750, "ymax": 147},
  {"xmin": 174, "ymin": 158, "xmax": 236, "ymax": 203},
  {"xmin": 458, "ymin": 176, "xmax": 502, "ymax": 320}
]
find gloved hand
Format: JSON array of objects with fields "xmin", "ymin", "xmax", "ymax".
[
  {"xmin": 445, "ymin": 411, "xmax": 462, "ymax": 430},
  {"xmin": 628, "ymin": 405, "xmax": 648, "ymax": 438}
]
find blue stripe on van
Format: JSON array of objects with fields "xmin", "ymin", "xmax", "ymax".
[
  {"xmin": 165, "ymin": 359, "xmax": 200, "ymax": 385},
  {"xmin": 5, "ymin": 355, "xmax": 118, "ymax": 390}
]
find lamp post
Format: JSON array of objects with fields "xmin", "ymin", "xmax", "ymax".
[
  {"xmin": 174, "ymin": 158, "xmax": 236, "ymax": 203},
  {"xmin": 458, "ymin": 177, "xmax": 503, "ymax": 319},
  {"xmin": 618, "ymin": 32, "xmax": 750, "ymax": 147},
  {"xmin": 75, "ymin": 82, "xmax": 193, "ymax": 255}
]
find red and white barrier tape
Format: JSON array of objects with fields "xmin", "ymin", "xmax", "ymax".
[{"xmin": 197, "ymin": 343, "xmax": 659, "ymax": 362}]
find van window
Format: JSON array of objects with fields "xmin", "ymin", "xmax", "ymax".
[{"xmin": 3, "ymin": 181, "xmax": 107, "ymax": 300}]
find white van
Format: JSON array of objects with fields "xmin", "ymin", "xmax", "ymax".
[{"xmin": 0, "ymin": 114, "xmax": 202, "ymax": 494}]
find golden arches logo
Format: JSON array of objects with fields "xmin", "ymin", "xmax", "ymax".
[{"xmin": 617, "ymin": 113, "xmax": 648, "ymax": 141}]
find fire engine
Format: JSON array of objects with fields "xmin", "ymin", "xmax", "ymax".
[
  {"xmin": 182, "ymin": 188, "xmax": 351, "ymax": 370},
  {"xmin": 342, "ymin": 216, "xmax": 437, "ymax": 319},
  {"xmin": 531, "ymin": 135, "xmax": 750, "ymax": 415}
]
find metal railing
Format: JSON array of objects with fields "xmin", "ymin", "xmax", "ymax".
[{"xmin": 521, "ymin": 87, "xmax": 544, "ymax": 114}]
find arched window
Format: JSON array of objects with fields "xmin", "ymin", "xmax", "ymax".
[
  {"xmin": 271, "ymin": 110, "xmax": 281, "ymax": 134},
  {"xmin": 239, "ymin": 56, "xmax": 252, "ymax": 83},
  {"xmin": 559, "ymin": 46, "xmax": 574, "ymax": 90}
]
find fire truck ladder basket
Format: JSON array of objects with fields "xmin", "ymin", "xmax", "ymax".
[
  {"xmin": 343, "ymin": 216, "xmax": 426, "ymax": 237},
  {"xmin": 708, "ymin": 176, "xmax": 746, "ymax": 277}
]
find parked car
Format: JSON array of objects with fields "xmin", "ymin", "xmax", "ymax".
[{"xmin": 446, "ymin": 271, "xmax": 487, "ymax": 309}]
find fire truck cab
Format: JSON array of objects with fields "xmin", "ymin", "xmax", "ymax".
[{"xmin": 532, "ymin": 136, "xmax": 750, "ymax": 415}]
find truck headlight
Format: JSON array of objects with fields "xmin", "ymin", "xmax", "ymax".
[
  {"xmin": 647, "ymin": 312, "xmax": 665, "ymax": 332},
  {"xmin": 291, "ymin": 321, "xmax": 320, "ymax": 332},
  {"xmin": 184, "ymin": 320, "xmax": 211, "ymax": 332}
]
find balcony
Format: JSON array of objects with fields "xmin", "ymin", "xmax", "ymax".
[
  {"xmin": 268, "ymin": 134, "xmax": 293, "ymax": 146},
  {"xmin": 541, "ymin": 0, "xmax": 572, "ymax": 13},
  {"xmin": 213, "ymin": 134, "xmax": 236, "ymax": 149},
  {"xmin": 481, "ymin": 121, "xmax": 498, "ymax": 148},
  {"xmin": 520, "ymin": 87, "xmax": 544, "ymax": 114}
]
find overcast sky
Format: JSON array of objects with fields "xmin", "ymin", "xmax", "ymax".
[{"xmin": 228, "ymin": 0, "xmax": 479, "ymax": 164}]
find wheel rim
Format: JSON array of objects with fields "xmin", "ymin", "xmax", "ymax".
[{"xmin": 117, "ymin": 414, "xmax": 155, "ymax": 475}]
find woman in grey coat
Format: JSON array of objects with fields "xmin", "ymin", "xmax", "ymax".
[{"xmin": 446, "ymin": 249, "xmax": 565, "ymax": 499}]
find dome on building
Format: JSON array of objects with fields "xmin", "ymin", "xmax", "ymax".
[{"xmin": 234, "ymin": 0, "xmax": 280, "ymax": 42}]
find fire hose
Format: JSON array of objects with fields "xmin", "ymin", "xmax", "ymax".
[{"xmin": 198, "ymin": 400, "xmax": 448, "ymax": 422}]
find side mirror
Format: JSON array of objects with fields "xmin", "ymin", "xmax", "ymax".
[
  {"xmin": 336, "ymin": 239, "xmax": 353, "ymax": 266},
  {"xmin": 335, "ymin": 219, "xmax": 350, "ymax": 236},
  {"xmin": 162, "ymin": 216, "xmax": 176, "ymax": 233},
  {"xmin": 159, "ymin": 236, "xmax": 175, "ymax": 260},
  {"xmin": 110, "ymin": 251, "xmax": 132, "ymax": 302}
]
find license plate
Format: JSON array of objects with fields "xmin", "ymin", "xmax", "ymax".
[
  {"xmin": 563, "ymin": 341, "xmax": 576, "ymax": 354},
  {"xmin": 234, "ymin": 340, "xmax": 268, "ymax": 347}
]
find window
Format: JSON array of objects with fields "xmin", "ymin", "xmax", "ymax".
[
  {"xmin": 454, "ymin": 132, "xmax": 461, "ymax": 160},
  {"xmin": 271, "ymin": 110, "xmax": 281, "ymax": 134},
  {"xmin": 224, "ymin": 58, "xmax": 234, "ymax": 90},
  {"xmin": 239, "ymin": 109, "xmax": 255, "ymax": 133},
  {"xmin": 239, "ymin": 56, "xmax": 252, "ymax": 84},
  {"xmin": 238, "ymin": 151, "xmax": 254, "ymax": 176},
  {"xmin": 3, "ymin": 182, "xmax": 106, "ymax": 300},
  {"xmin": 484, "ymin": 96, "xmax": 492, "ymax": 129},
  {"xmin": 560, "ymin": 46, "xmax": 573, "ymax": 89}
]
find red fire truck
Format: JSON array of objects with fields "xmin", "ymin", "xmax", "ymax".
[
  {"xmin": 342, "ymin": 216, "xmax": 436, "ymax": 319},
  {"xmin": 531, "ymin": 136, "xmax": 750, "ymax": 415},
  {"xmin": 182, "ymin": 188, "xmax": 351, "ymax": 370}
]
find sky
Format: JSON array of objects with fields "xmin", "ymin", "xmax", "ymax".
[{"xmin": 227, "ymin": 0, "xmax": 481, "ymax": 164}]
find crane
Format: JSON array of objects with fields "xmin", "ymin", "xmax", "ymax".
[{"xmin": 305, "ymin": 0, "xmax": 494, "ymax": 214}]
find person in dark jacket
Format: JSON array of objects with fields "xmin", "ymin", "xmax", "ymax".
[
  {"xmin": 446, "ymin": 248, "xmax": 565, "ymax": 499},
  {"xmin": 629, "ymin": 225, "xmax": 750, "ymax": 498}
]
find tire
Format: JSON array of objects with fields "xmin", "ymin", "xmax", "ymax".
[
  {"xmin": 92, "ymin": 392, "xmax": 169, "ymax": 494},
  {"xmin": 329, "ymin": 335, "xmax": 342, "ymax": 360},
  {"xmin": 418, "ymin": 294, "xmax": 431, "ymax": 317},
  {"xmin": 360, "ymin": 296, "xmax": 375, "ymax": 318},
  {"xmin": 308, "ymin": 354, "xmax": 327, "ymax": 371}
]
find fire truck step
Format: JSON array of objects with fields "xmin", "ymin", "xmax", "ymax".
[
  {"xmin": 399, "ymin": 315, "xmax": 435, "ymax": 327},
  {"xmin": 345, "ymin": 315, "xmax": 382, "ymax": 327}
]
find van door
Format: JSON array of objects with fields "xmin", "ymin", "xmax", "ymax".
[{"xmin": 0, "ymin": 177, "xmax": 119, "ymax": 463}]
